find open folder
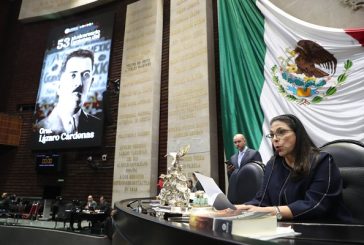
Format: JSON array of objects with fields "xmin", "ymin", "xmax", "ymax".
[{"xmin": 194, "ymin": 173, "xmax": 236, "ymax": 210}]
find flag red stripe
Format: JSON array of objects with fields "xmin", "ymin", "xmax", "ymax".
[{"xmin": 345, "ymin": 28, "xmax": 364, "ymax": 46}]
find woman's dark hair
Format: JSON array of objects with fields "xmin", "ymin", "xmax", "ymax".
[{"xmin": 270, "ymin": 114, "xmax": 319, "ymax": 177}]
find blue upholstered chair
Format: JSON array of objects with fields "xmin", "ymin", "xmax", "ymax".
[{"xmin": 227, "ymin": 161, "xmax": 265, "ymax": 204}]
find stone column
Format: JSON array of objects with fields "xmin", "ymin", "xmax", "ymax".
[
  {"xmin": 167, "ymin": 0, "xmax": 218, "ymax": 181},
  {"xmin": 112, "ymin": 0, "xmax": 163, "ymax": 204}
]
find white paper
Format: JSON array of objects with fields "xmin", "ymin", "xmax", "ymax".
[
  {"xmin": 194, "ymin": 173, "xmax": 222, "ymax": 196},
  {"xmin": 194, "ymin": 172, "xmax": 236, "ymax": 210},
  {"xmin": 246, "ymin": 226, "xmax": 300, "ymax": 240},
  {"xmin": 209, "ymin": 193, "xmax": 219, "ymax": 206}
]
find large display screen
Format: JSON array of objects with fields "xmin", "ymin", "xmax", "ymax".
[{"xmin": 32, "ymin": 13, "xmax": 114, "ymax": 150}]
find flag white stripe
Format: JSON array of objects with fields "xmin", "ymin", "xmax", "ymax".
[{"xmin": 257, "ymin": 0, "xmax": 364, "ymax": 162}]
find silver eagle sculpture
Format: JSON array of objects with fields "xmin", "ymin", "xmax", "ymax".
[{"xmin": 157, "ymin": 145, "xmax": 191, "ymax": 207}]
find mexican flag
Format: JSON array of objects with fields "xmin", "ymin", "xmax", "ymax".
[{"xmin": 218, "ymin": 0, "xmax": 364, "ymax": 162}]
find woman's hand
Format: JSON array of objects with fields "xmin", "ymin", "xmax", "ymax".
[
  {"xmin": 235, "ymin": 204, "xmax": 294, "ymax": 220},
  {"xmin": 235, "ymin": 204, "xmax": 275, "ymax": 214}
]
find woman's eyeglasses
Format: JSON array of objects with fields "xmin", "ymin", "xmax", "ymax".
[{"xmin": 266, "ymin": 129, "xmax": 293, "ymax": 139}]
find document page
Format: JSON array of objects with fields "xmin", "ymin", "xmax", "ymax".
[{"xmin": 194, "ymin": 173, "xmax": 236, "ymax": 210}]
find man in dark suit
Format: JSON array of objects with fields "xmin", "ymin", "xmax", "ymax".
[
  {"xmin": 227, "ymin": 133, "xmax": 262, "ymax": 204},
  {"xmin": 37, "ymin": 49, "xmax": 100, "ymax": 134},
  {"xmin": 98, "ymin": 196, "xmax": 111, "ymax": 215}
]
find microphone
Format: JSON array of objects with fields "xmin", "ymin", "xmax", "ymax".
[{"xmin": 258, "ymin": 157, "xmax": 276, "ymax": 207}]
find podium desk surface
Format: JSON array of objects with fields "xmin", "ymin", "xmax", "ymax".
[{"xmin": 114, "ymin": 198, "xmax": 364, "ymax": 245}]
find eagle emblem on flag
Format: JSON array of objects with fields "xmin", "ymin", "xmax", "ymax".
[{"xmin": 271, "ymin": 39, "xmax": 353, "ymax": 105}]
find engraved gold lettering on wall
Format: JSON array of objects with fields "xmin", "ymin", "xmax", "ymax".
[
  {"xmin": 168, "ymin": 0, "xmax": 218, "ymax": 179},
  {"xmin": 112, "ymin": 0, "xmax": 163, "ymax": 204}
]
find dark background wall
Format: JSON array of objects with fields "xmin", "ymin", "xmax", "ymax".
[{"xmin": 0, "ymin": 0, "xmax": 224, "ymax": 203}]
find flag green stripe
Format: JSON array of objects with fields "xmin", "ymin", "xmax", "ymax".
[{"xmin": 218, "ymin": 0, "xmax": 266, "ymax": 158}]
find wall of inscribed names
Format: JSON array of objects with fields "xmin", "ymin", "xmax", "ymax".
[
  {"xmin": 112, "ymin": 0, "xmax": 163, "ymax": 204},
  {"xmin": 167, "ymin": 0, "xmax": 218, "ymax": 181}
]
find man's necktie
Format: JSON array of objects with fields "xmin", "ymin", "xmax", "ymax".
[
  {"xmin": 238, "ymin": 151, "xmax": 244, "ymax": 168},
  {"xmin": 64, "ymin": 117, "xmax": 75, "ymax": 134}
]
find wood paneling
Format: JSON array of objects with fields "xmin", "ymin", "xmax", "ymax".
[{"xmin": 0, "ymin": 113, "xmax": 22, "ymax": 146}]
